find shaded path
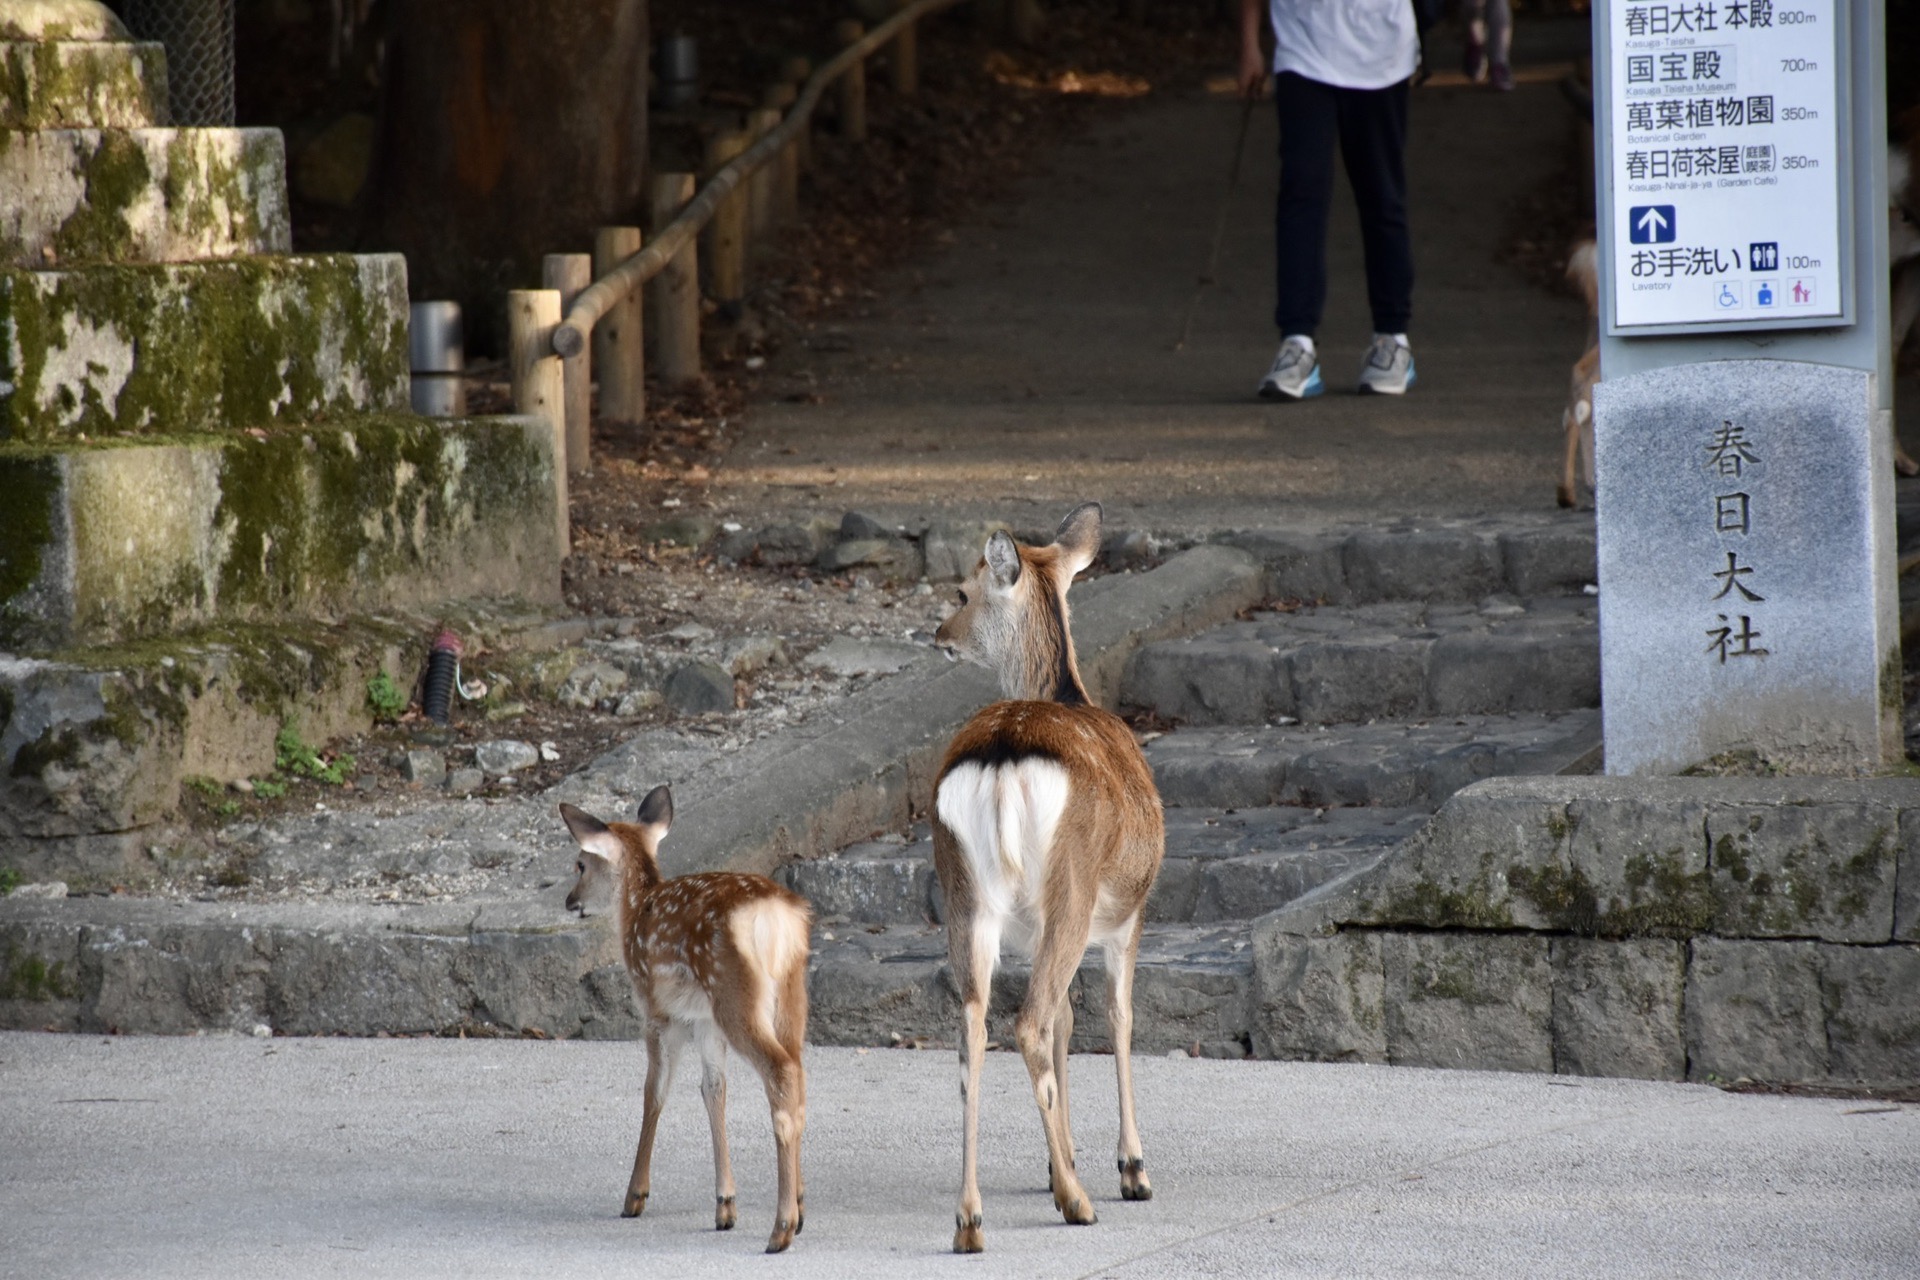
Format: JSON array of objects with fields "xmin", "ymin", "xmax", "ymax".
[{"xmin": 716, "ymin": 21, "xmax": 1601, "ymax": 535}]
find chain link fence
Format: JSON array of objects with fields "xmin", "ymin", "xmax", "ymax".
[{"xmin": 120, "ymin": 0, "xmax": 234, "ymax": 126}]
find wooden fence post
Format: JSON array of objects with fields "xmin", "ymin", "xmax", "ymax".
[
  {"xmin": 592, "ymin": 226, "xmax": 645, "ymax": 426},
  {"xmin": 891, "ymin": 2, "xmax": 918, "ymax": 97},
  {"xmin": 781, "ymin": 57, "xmax": 814, "ymax": 170},
  {"xmin": 704, "ymin": 130, "xmax": 751, "ymax": 318},
  {"xmin": 747, "ymin": 107, "xmax": 780, "ymax": 245},
  {"xmin": 508, "ymin": 288, "xmax": 569, "ymax": 556},
  {"xmin": 649, "ymin": 172, "xmax": 701, "ymax": 387},
  {"xmin": 541, "ymin": 253, "xmax": 593, "ymax": 475},
  {"xmin": 835, "ymin": 19, "xmax": 866, "ymax": 142}
]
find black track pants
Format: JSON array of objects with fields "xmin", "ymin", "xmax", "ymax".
[{"xmin": 1272, "ymin": 71, "xmax": 1414, "ymax": 338}]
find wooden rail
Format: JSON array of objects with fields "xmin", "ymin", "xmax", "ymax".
[{"xmin": 548, "ymin": 0, "xmax": 964, "ymax": 363}]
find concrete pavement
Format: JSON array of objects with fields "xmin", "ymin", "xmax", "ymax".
[{"xmin": 3, "ymin": 1032, "xmax": 1914, "ymax": 1278}]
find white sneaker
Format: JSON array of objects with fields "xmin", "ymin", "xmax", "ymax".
[
  {"xmin": 1258, "ymin": 337, "xmax": 1323, "ymax": 401},
  {"xmin": 1357, "ymin": 334, "xmax": 1416, "ymax": 395}
]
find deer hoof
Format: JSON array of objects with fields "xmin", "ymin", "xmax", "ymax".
[
  {"xmin": 954, "ymin": 1211, "xmax": 985, "ymax": 1253},
  {"xmin": 1058, "ymin": 1195, "xmax": 1097, "ymax": 1225},
  {"xmin": 715, "ymin": 1196, "xmax": 736, "ymax": 1231},
  {"xmin": 1120, "ymin": 1157, "xmax": 1153, "ymax": 1201},
  {"xmin": 621, "ymin": 1189, "xmax": 648, "ymax": 1219},
  {"xmin": 766, "ymin": 1218, "xmax": 796, "ymax": 1254}
]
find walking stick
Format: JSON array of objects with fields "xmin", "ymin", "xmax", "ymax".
[{"xmin": 1172, "ymin": 93, "xmax": 1258, "ymax": 351}]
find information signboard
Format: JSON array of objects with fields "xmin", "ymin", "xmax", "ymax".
[{"xmin": 1602, "ymin": 0, "xmax": 1850, "ymax": 332}]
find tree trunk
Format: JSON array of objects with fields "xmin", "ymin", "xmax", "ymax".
[{"xmin": 362, "ymin": 0, "xmax": 649, "ymax": 353}]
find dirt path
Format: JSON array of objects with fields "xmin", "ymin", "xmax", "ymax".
[{"xmin": 706, "ymin": 19, "xmax": 1600, "ymax": 537}]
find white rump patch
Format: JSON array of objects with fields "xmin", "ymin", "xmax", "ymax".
[
  {"xmin": 728, "ymin": 897, "xmax": 810, "ymax": 1039},
  {"xmin": 936, "ymin": 758, "xmax": 1071, "ymax": 927}
]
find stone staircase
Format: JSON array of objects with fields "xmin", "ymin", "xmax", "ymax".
[
  {"xmin": 789, "ymin": 522, "xmax": 1603, "ymax": 1054},
  {"xmin": 0, "ymin": 2, "xmax": 560, "ymax": 882}
]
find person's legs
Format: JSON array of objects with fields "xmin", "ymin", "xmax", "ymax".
[
  {"xmin": 1272, "ymin": 72, "xmax": 1339, "ymax": 339},
  {"xmin": 1334, "ymin": 79, "xmax": 1413, "ymax": 338},
  {"xmin": 1462, "ymin": 0, "xmax": 1489, "ymax": 81}
]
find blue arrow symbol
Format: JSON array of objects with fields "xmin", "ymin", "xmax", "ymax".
[{"xmin": 1628, "ymin": 205, "xmax": 1676, "ymax": 244}]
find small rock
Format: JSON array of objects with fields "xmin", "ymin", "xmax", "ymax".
[
  {"xmin": 8, "ymin": 881, "xmax": 68, "ymax": 900},
  {"xmin": 250, "ymin": 1023, "xmax": 272, "ymax": 1038},
  {"xmin": 615, "ymin": 690, "xmax": 663, "ymax": 716},
  {"xmin": 804, "ymin": 636, "xmax": 926, "ymax": 678},
  {"xmin": 402, "ymin": 748, "xmax": 446, "ymax": 785},
  {"xmin": 722, "ymin": 634, "xmax": 786, "ymax": 676},
  {"xmin": 665, "ymin": 622, "xmax": 716, "ymax": 643},
  {"xmin": 1479, "ymin": 595, "xmax": 1527, "ymax": 619},
  {"xmin": 484, "ymin": 700, "xmax": 528, "ymax": 722},
  {"xmin": 1102, "ymin": 528, "xmax": 1153, "ymax": 571},
  {"xmin": 756, "ymin": 521, "xmax": 833, "ymax": 568},
  {"xmin": 446, "ymin": 768, "xmax": 484, "ymax": 796},
  {"xmin": 641, "ymin": 515, "xmax": 717, "ymax": 547},
  {"xmin": 714, "ymin": 528, "xmax": 759, "ymax": 563},
  {"xmin": 229, "ymin": 778, "xmax": 254, "ymax": 794},
  {"xmin": 474, "ymin": 739, "xmax": 540, "ymax": 775},
  {"xmin": 821, "ymin": 537, "xmax": 923, "ymax": 582},
  {"xmin": 539, "ymin": 741, "xmax": 560, "ymax": 762},
  {"xmin": 913, "ymin": 581, "xmax": 933, "ymax": 596},
  {"xmin": 839, "ymin": 510, "xmax": 893, "ymax": 541},
  {"xmin": 558, "ymin": 660, "xmax": 628, "ymax": 709},
  {"xmin": 663, "ymin": 661, "xmax": 736, "ymax": 715}
]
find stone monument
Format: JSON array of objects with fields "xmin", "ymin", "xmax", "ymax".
[{"xmin": 1591, "ymin": 0, "xmax": 1899, "ymax": 774}]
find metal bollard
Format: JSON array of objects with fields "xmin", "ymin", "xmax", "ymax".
[{"xmin": 409, "ymin": 300, "xmax": 465, "ymax": 417}]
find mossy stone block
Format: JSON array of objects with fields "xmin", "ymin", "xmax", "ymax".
[
  {"xmin": 0, "ymin": 254, "xmax": 408, "ymax": 443},
  {"xmin": 2, "ymin": 126, "xmax": 289, "ymax": 266},
  {"xmin": 0, "ymin": 2, "xmax": 131, "ymax": 43},
  {"xmin": 1707, "ymin": 801, "xmax": 1898, "ymax": 943},
  {"xmin": 1684, "ymin": 938, "xmax": 1828, "ymax": 1084},
  {"xmin": 1381, "ymin": 931, "xmax": 1553, "ymax": 1072},
  {"xmin": 0, "ymin": 39, "xmax": 167, "ymax": 129},
  {"xmin": 1549, "ymin": 936, "xmax": 1686, "ymax": 1080},
  {"xmin": 0, "ymin": 415, "xmax": 560, "ymax": 649}
]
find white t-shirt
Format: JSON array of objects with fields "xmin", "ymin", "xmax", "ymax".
[{"xmin": 1268, "ymin": 0, "xmax": 1418, "ymax": 91}]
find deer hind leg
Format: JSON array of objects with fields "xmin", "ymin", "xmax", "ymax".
[
  {"xmin": 625, "ymin": 1020, "xmax": 685, "ymax": 1218},
  {"xmin": 693, "ymin": 1020, "xmax": 737, "ymax": 1230},
  {"xmin": 778, "ymin": 958, "xmax": 810, "ymax": 1235},
  {"xmin": 1017, "ymin": 911, "xmax": 1096, "ymax": 1227},
  {"xmin": 1046, "ymin": 989, "xmax": 1075, "ymax": 1197},
  {"xmin": 1105, "ymin": 919, "xmax": 1152, "ymax": 1202},
  {"xmin": 950, "ymin": 911, "xmax": 1000, "ymax": 1253},
  {"xmin": 718, "ymin": 988, "xmax": 806, "ymax": 1254}
]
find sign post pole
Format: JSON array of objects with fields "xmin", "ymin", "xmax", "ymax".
[{"xmin": 1591, "ymin": 0, "xmax": 1898, "ymax": 774}]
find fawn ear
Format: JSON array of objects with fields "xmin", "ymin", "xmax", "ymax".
[
  {"xmin": 559, "ymin": 803, "xmax": 624, "ymax": 861},
  {"xmin": 1053, "ymin": 502, "xmax": 1102, "ymax": 579},
  {"xmin": 985, "ymin": 530, "xmax": 1022, "ymax": 589},
  {"xmin": 635, "ymin": 784, "xmax": 674, "ymax": 841}
]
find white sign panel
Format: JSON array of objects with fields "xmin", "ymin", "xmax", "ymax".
[{"xmin": 1606, "ymin": 0, "xmax": 1847, "ymax": 331}]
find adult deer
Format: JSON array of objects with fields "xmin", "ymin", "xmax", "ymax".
[
  {"xmin": 930, "ymin": 502, "xmax": 1163, "ymax": 1253},
  {"xmin": 560, "ymin": 786, "xmax": 812, "ymax": 1254}
]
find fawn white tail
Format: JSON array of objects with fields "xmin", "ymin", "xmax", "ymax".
[
  {"xmin": 930, "ymin": 502, "xmax": 1164, "ymax": 1254},
  {"xmin": 561, "ymin": 785, "xmax": 813, "ymax": 1254}
]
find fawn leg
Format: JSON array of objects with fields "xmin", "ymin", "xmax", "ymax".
[
  {"xmin": 625, "ymin": 1021, "xmax": 683, "ymax": 1217},
  {"xmin": 1047, "ymin": 990, "xmax": 1076, "ymax": 1195},
  {"xmin": 694, "ymin": 1021, "xmax": 737, "ymax": 1230}
]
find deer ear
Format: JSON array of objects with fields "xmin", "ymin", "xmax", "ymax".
[
  {"xmin": 559, "ymin": 803, "xmax": 624, "ymax": 861},
  {"xmin": 985, "ymin": 530, "xmax": 1022, "ymax": 588},
  {"xmin": 635, "ymin": 784, "xmax": 674, "ymax": 839},
  {"xmin": 1053, "ymin": 502, "xmax": 1102, "ymax": 578}
]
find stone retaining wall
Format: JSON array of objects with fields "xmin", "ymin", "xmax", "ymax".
[{"xmin": 1251, "ymin": 776, "xmax": 1919, "ymax": 1088}]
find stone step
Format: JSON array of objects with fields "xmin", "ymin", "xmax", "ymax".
[
  {"xmin": 1144, "ymin": 710, "xmax": 1603, "ymax": 810},
  {"xmin": 781, "ymin": 805, "xmax": 1418, "ymax": 928},
  {"xmin": 2, "ymin": 126, "xmax": 289, "ymax": 266},
  {"xmin": 0, "ymin": 40, "xmax": 169, "ymax": 129},
  {"xmin": 1217, "ymin": 519, "xmax": 1595, "ymax": 605},
  {"xmin": 1, "ymin": 414, "xmax": 562, "ymax": 650},
  {"xmin": 1121, "ymin": 596, "xmax": 1598, "ymax": 725},
  {"xmin": 0, "ymin": 893, "xmax": 640, "ymax": 1040},
  {"xmin": 802, "ymin": 920, "xmax": 1256, "ymax": 1056},
  {"xmin": 0, "ymin": 253, "xmax": 408, "ymax": 443}
]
